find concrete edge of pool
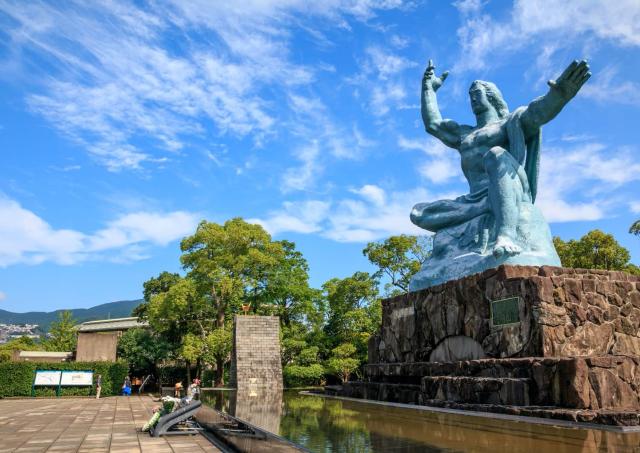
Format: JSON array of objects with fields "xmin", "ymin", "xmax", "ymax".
[{"xmin": 300, "ymin": 391, "xmax": 640, "ymax": 434}]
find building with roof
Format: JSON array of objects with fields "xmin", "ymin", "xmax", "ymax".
[
  {"xmin": 12, "ymin": 350, "xmax": 73, "ymax": 362},
  {"xmin": 76, "ymin": 317, "xmax": 148, "ymax": 362}
]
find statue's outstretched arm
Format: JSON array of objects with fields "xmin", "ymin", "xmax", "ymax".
[
  {"xmin": 521, "ymin": 60, "xmax": 591, "ymax": 137},
  {"xmin": 421, "ymin": 60, "xmax": 466, "ymax": 149}
]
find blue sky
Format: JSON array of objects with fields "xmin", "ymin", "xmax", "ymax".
[{"xmin": 0, "ymin": 0, "xmax": 639, "ymax": 312}]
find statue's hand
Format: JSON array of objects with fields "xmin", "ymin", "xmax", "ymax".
[
  {"xmin": 547, "ymin": 59, "xmax": 591, "ymax": 99},
  {"xmin": 423, "ymin": 59, "xmax": 449, "ymax": 92}
]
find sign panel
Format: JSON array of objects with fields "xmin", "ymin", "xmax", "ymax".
[
  {"xmin": 34, "ymin": 370, "xmax": 62, "ymax": 386},
  {"xmin": 60, "ymin": 371, "xmax": 93, "ymax": 386},
  {"xmin": 490, "ymin": 296, "xmax": 521, "ymax": 327}
]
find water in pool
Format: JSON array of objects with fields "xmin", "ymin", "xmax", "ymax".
[{"xmin": 200, "ymin": 390, "xmax": 640, "ymax": 452}]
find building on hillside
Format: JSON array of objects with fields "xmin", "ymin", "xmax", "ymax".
[
  {"xmin": 12, "ymin": 350, "xmax": 73, "ymax": 362},
  {"xmin": 76, "ymin": 317, "xmax": 148, "ymax": 362}
]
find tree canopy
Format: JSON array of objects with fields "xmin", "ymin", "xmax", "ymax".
[
  {"xmin": 553, "ymin": 229, "xmax": 639, "ymax": 275},
  {"xmin": 43, "ymin": 311, "xmax": 77, "ymax": 352},
  {"xmin": 363, "ymin": 234, "xmax": 431, "ymax": 296}
]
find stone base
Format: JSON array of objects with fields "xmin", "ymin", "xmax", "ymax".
[
  {"xmin": 371, "ymin": 265, "xmax": 640, "ymax": 364},
  {"xmin": 339, "ymin": 266, "xmax": 640, "ymax": 426},
  {"xmin": 332, "ymin": 355, "xmax": 640, "ymax": 426}
]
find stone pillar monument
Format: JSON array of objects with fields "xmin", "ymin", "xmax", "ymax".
[{"xmin": 229, "ymin": 315, "xmax": 283, "ymax": 391}]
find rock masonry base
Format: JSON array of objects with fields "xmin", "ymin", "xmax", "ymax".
[{"xmin": 334, "ymin": 266, "xmax": 640, "ymax": 426}]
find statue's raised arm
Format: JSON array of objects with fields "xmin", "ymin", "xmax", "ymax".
[
  {"xmin": 421, "ymin": 60, "xmax": 471, "ymax": 149},
  {"xmin": 521, "ymin": 60, "xmax": 591, "ymax": 137}
]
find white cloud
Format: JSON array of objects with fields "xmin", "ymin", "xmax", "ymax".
[
  {"xmin": 630, "ymin": 202, "xmax": 640, "ymax": 214},
  {"xmin": 0, "ymin": 1, "xmax": 405, "ymax": 170},
  {"xmin": 348, "ymin": 45, "xmax": 417, "ymax": 116},
  {"xmin": 281, "ymin": 94, "xmax": 375, "ymax": 192},
  {"xmin": 581, "ymin": 66, "xmax": 640, "ymax": 106},
  {"xmin": 0, "ymin": 196, "xmax": 200, "ymax": 267},
  {"xmin": 254, "ymin": 185, "xmax": 428, "ymax": 242},
  {"xmin": 249, "ymin": 200, "xmax": 331, "ymax": 235},
  {"xmin": 455, "ymin": 0, "xmax": 640, "ymax": 73},
  {"xmin": 398, "ymin": 135, "xmax": 460, "ymax": 184},
  {"xmin": 282, "ymin": 141, "xmax": 323, "ymax": 193},
  {"xmin": 0, "ymin": 292, "xmax": 6, "ymax": 301},
  {"xmin": 537, "ymin": 142, "xmax": 640, "ymax": 222}
]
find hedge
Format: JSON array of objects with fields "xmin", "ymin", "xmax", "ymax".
[
  {"xmin": 0, "ymin": 361, "xmax": 128, "ymax": 398},
  {"xmin": 283, "ymin": 363, "xmax": 325, "ymax": 387}
]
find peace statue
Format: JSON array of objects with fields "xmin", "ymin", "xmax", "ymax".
[{"xmin": 409, "ymin": 59, "xmax": 591, "ymax": 290}]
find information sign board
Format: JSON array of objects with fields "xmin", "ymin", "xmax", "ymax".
[
  {"xmin": 34, "ymin": 370, "xmax": 62, "ymax": 386},
  {"xmin": 60, "ymin": 371, "xmax": 93, "ymax": 386},
  {"xmin": 490, "ymin": 296, "xmax": 521, "ymax": 328}
]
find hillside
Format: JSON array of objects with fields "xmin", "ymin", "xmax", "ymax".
[{"xmin": 0, "ymin": 299, "xmax": 142, "ymax": 332}]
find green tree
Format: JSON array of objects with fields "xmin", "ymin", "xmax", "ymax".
[
  {"xmin": 323, "ymin": 272, "xmax": 380, "ymax": 361},
  {"xmin": 553, "ymin": 230, "xmax": 637, "ymax": 273},
  {"xmin": 117, "ymin": 328, "xmax": 172, "ymax": 376},
  {"xmin": 327, "ymin": 343, "xmax": 360, "ymax": 383},
  {"xmin": 0, "ymin": 336, "xmax": 42, "ymax": 362},
  {"xmin": 133, "ymin": 271, "xmax": 182, "ymax": 319},
  {"xmin": 179, "ymin": 218, "xmax": 285, "ymax": 385},
  {"xmin": 363, "ymin": 235, "xmax": 431, "ymax": 296},
  {"xmin": 254, "ymin": 240, "xmax": 320, "ymax": 328},
  {"xmin": 146, "ymin": 276, "xmax": 211, "ymax": 383},
  {"xmin": 631, "ymin": 220, "xmax": 640, "ymax": 236},
  {"xmin": 43, "ymin": 311, "xmax": 77, "ymax": 352}
]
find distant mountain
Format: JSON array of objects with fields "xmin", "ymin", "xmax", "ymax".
[{"xmin": 0, "ymin": 299, "xmax": 143, "ymax": 332}]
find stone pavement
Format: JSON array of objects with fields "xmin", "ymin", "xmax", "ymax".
[{"xmin": 0, "ymin": 396, "xmax": 219, "ymax": 452}]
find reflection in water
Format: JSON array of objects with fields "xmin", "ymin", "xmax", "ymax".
[
  {"xmin": 230, "ymin": 388, "xmax": 283, "ymax": 435},
  {"xmin": 201, "ymin": 390, "xmax": 640, "ymax": 453}
]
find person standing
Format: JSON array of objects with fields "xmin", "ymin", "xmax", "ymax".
[{"xmin": 95, "ymin": 374, "xmax": 102, "ymax": 399}]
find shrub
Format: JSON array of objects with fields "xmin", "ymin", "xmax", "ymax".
[
  {"xmin": 0, "ymin": 361, "xmax": 128, "ymax": 397},
  {"xmin": 283, "ymin": 363, "xmax": 325, "ymax": 387}
]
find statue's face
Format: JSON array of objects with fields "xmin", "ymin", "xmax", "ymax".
[{"xmin": 469, "ymin": 83, "xmax": 492, "ymax": 116}]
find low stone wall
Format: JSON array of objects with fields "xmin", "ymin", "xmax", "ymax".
[{"xmin": 369, "ymin": 265, "xmax": 640, "ymax": 364}]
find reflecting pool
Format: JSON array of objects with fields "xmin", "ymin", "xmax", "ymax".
[{"xmin": 201, "ymin": 390, "xmax": 640, "ymax": 452}]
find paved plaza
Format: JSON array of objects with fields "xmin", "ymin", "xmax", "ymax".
[{"xmin": 0, "ymin": 396, "xmax": 219, "ymax": 453}]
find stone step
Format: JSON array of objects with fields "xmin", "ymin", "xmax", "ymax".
[
  {"xmin": 366, "ymin": 357, "xmax": 545, "ymax": 381},
  {"xmin": 419, "ymin": 399, "xmax": 640, "ymax": 427},
  {"xmin": 421, "ymin": 376, "xmax": 531, "ymax": 406}
]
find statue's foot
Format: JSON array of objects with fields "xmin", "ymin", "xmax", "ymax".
[{"xmin": 493, "ymin": 236, "xmax": 522, "ymax": 258}]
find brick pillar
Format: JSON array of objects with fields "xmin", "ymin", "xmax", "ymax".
[{"xmin": 229, "ymin": 315, "xmax": 283, "ymax": 390}]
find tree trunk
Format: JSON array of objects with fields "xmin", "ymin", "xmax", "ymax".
[
  {"xmin": 186, "ymin": 359, "xmax": 191, "ymax": 384},
  {"xmin": 215, "ymin": 357, "xmax": 225, "ymax": 387},
  {"xmin": 195, "ymin": 358, "xmax": 202, "ymax": 379}
]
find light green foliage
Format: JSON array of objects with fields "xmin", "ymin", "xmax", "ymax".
[
  {"xmin": 553, "ymin": 230, "xmax": 636, "ymax": 273},
  {"xmin": 363, "ymin": 235, "xmax": 431, "ymax": 296},
  {"xmin": 133, "ymin": 271, "xmax": 182, "ymax": 319},
  {"xmin": 327, "ymin": 343, "xmax": 360, "ymax": 383},
  {"xmin": 323, "ymin": 272, "xmax": 381, "ymax": 361},
  {"xmin": 43, "ymin": 310, "xmax": 77, "ymax": 352},
  {"xmin": 283, "ymin": 363, "xmax": 325, "ymax": 387},
  {"xmin": 631, "ymin": 221, "xmax": 640, "ymax": 236},
  {"xmin": 0, "ymin": 336, "xmax": 43, "ymax": 362},
  {"xmin": 117, "ymin": 328, "xmax": 172, "ymax": 375},
  {"xmin": 181, "ymin": 327, "xmax": 232, "ymax": 366},
  {"xmin": 254, "ymin": 240, "xmax": 321, "ymax": 328},
  {"xmin": 180, "ymin": 218, "xmax": 284, "ymax": 327}
]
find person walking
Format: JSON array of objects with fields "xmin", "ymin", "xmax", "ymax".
[
  {"xmin": 122, "ymin": 375, "xmax": 132, "ymax": 396},
  {"xmin": 95, "ymin": 374, "xmax": 102, "ymax": 399}
]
